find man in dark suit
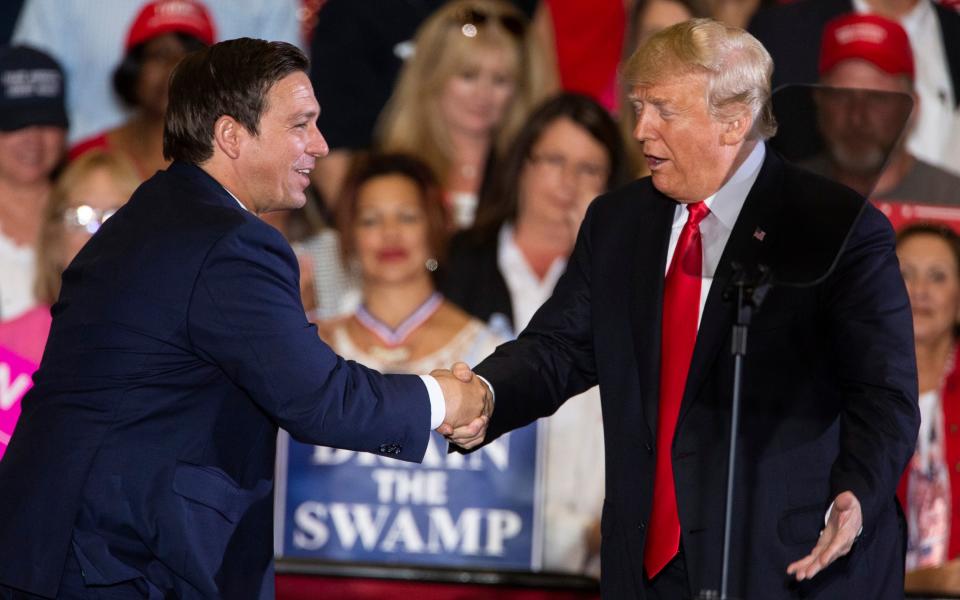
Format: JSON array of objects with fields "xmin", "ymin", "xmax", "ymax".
[
  {"xmin": 749, "ymin": 0, "xmax": 960, "ymax": 172},
  {"xmin": 0, "ymin": 39, "xmax": 489, "ymax": 598},
  {"xmin": 446, "ymin": 19, "xmax": 919, "ymax": 599}
]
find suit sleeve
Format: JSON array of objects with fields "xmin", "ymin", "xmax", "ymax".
[
  {"xmin": 472, "ymin": 200, "xmax": 601, "ymax": 443},
  {"xmin": 186, "ymin": 219, "xmax": 432, "ymax": 462},
  {"xmin": 823, "ymin": 205, "xmax": 919, "ymax": 531}
]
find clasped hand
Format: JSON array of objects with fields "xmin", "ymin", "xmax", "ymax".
[{"xmin": 431, "ymin": 362, "xmax": 492, "ymax": 449}]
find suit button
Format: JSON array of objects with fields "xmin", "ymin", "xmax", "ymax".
[
  {"xmin": 638, "ymin": 521, "xmax": 646, "ymax": 531},
  {"xmin": 378, "ymin": 443, "xmax": 402, "ymax": 455},
  {"xmin": 645, "ymin": 443, "xmax": 653, "ymax": 454}
]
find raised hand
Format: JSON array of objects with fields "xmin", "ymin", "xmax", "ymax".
[
  {"xmin": 430, "ymin": 362, "xmax": 493, "ymax": 449},
  {"xmin": 786, "ymin": 491, "xmax": 863, "ymax": 581}
]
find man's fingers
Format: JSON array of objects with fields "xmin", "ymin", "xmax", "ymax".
[
  {"xmin": 816, "ymin": 525, "xmax": 856, "ymax": 569},
  {"xmin": 447, "ymin": 416, "xmax": 489, "ymax": 447},
  {"xmin": 787, "ymin": 530, "xmax": 831, "ymax": 580},
  {"xmin": 449, "ymin": 415, "xmax": 487, "ymax": 440},
  {"xmin": 451, "ymin": 362, "xmax": 473, "ymax": 383},
  {"xmin": 435, "ymin": 423, "xmax": 453, "ymax": 436}
]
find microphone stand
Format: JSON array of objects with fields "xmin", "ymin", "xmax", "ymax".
[{"xmin": 700, "ymin": 263, "xmax": 771, "ymax": 600}]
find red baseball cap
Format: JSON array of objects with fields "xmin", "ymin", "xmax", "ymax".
[
  {"xmin": 125, "ymin": 0, "xmax": 216, "ymax": 51},
  {"xmin": 819, "ymin": 13, "xmax": 914, "ymax": 79}
]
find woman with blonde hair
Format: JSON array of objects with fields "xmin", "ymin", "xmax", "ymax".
[
  {"xmin": 377, "ymin": 0, "xmax": 554, "ymax": 229},
  {"xmin": 0, "ymin": 149, "xmax": 139, "ymax": 366}
]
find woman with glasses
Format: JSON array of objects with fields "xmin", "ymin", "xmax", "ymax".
[
  {"xmin": 377, "ymin": 0, "xmax": 553, "ymax": 230},
  {"xmin": 0, "ymin": 149, "xmax": 138, "ymax": 398},
  {"xmin": 441, "ymin": 92, "xmax": 631, "ymax": 575}
]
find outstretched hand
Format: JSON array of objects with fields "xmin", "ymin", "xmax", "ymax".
[
  {"xmin": 431, "ymin": 362, "xmax": 493, "ymax": 449},
  {"xmin": 786, "ymin": 491, "xmax": 863, "ymax": 581}
]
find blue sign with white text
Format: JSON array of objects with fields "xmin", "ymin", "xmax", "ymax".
[{"xmin": 277, "ymin": 424, "xmax": 542, "ymax": 570}]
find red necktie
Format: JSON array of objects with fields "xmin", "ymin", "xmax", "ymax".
[{"xmin": 644, "ymin": 201, "xmax": 710, "ymax": 577}]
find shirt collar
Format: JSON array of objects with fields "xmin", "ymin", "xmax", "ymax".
[
  {"xmin": 224, "ymin": 187, "xmax": 248, "ymax": 212},
  {"xmin": 671, "ymin": 141, "xmax": 766, "ymax": 228}
]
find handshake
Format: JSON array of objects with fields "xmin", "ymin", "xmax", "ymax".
[{"xmin": 431, "ymin": 362, "xmax": 493, "ymax": 449}]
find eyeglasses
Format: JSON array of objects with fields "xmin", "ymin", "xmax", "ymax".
[
  {"xmin": 453, "ymin": 8, "xmax": 526, "ymax": 39},
  {"xmin": 529, "ymin": 153, "xmax": 609, "ymax": 185},
  {"xmin": 62, "ymin": 205, "xmax": 118, "ymax": 234}
]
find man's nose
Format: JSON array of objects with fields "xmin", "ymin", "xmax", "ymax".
[
  {"xmin": 633, "ymin": 111, "xmax": 655, "ymax": 143},
  {"xmin": 308, "ymin": 124, "xmax": 329, "ymax": 158}
]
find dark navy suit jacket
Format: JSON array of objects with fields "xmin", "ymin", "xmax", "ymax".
[
  {"xmin": 472, "ymin": 149, "xmax": 919, "ymax": 598},
  {"xmin": 0, "ymin": 162, "xmax": 431, "ymax": 598}
]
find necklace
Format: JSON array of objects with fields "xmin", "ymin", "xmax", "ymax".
[{"xmin": 354, "ymin": 292, "xmax": 443, "ymax": 350}]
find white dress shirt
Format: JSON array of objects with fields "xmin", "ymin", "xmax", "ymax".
[
  {"xmin": 497, "ymin": 222, "xmax": 568, "ymax": 333},
  {"xmin": 665, "ymin": 142, "xmax": 766, "ymax": 327}
]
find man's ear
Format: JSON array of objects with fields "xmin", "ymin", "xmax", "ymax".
[
  {"xmin": 720, "ymin": 109, "xmax": 753, "ymax": 146},
  {"xmin": 212, "ymin": 115, "xmax": 245, "ymax": 159}
]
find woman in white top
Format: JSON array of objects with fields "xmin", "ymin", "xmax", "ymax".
[{"xmin": 896, "ymin": 222, "xmax": 960, "ymax": 571}]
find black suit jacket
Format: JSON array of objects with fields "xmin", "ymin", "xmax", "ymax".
[
  {"xmin": 441, "ymin": 230, "xmax": 515, "ymax": 331},
  {"xmin": 471, "ymin": 149, "xmax": 919, "ymax": 598},
  {"xmin": 0, "ymin": 162, "xmax": 431, "ymax": 598}
]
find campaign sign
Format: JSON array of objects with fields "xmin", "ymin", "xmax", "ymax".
[
  {"xmin": 875, "ymin": 201, "xmax": 960, "ymax": 232},
  {"xmin": 0, "ymin": 346, "xmax": 37, "ymax": 459},
  {"xmin": 277, "ymin": 423, "xmax": 542, "ymax": 570}
]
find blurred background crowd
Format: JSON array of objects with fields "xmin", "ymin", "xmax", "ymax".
[{"xmin": 1, "ymin": 0, "xmax": 960, "ymax": 592}]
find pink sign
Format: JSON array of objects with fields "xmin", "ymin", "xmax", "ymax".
[{"xmin": 0, "ymin": 346, "xmax": 37, "ymax": 460}]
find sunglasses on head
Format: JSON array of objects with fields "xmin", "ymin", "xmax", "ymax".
[
  {"xmin": 62, "ymin": 205, "xmax": 118, "ymax": 235},
  {"xmin": 453, "ymin": 8, "xmax": 526, "ymax": 38}
]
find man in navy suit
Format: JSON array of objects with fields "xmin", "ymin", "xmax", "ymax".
[
  {"xmin": 0, "ymin": 39, "xmax": 490, "ymax": 598},
  {"xmin": 446, "ymin": 19, "xmax": 919, "ymax": 599}
]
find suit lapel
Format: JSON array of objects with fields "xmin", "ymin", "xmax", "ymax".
[
  {"xmin": 628, "ymin": 185, "xmax": 676, "ymax": 438},
  {"xmin": 677, "ymin": 151, "xmax": 786, "ymax": 427}
]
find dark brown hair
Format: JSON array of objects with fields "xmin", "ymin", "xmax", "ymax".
[
  {"xmin": 471, "ymin": 92, "xmax": 632, "ymax": 238},
  {"xmin": 336, "ymin": 152, "xmax": 449, "ymax": 266},
  {"xmin": 897, "ymin": 222, "xmax": 960, "ymax": 277},
  {"xmin": 113, "ymin": 32, "xmax": 208, "ymax": 109},
  {"xmin": 163, "ymin": 38, "xmax": 308, "ymax": 164}
]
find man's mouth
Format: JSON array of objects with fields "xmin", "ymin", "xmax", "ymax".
[{"xmin": 645, "ymin": 154, "xmax": 667, "ymax": 169}]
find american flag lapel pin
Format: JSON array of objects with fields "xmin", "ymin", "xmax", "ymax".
[{"xmin": 753, "ymin": 227, "xmax": 766, "ymax": 241}]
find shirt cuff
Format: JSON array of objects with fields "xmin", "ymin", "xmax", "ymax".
[
  {"xmin": 823, "ymin": 500, "xmax": 863, "ymax": 538},
  {"xmin": 475, "ymin": 374, "xmax": 496, "ymax": 405},
  {"xmin": 420, "ymin": 375, "xmax": 445, "ymax": 430}
]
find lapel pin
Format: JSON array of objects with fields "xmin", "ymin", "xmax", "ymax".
[{"xmin": 753, "ymin": 227, "xmax": 766, "ymax": 241}]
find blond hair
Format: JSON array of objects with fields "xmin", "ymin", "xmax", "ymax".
[
  {"xmin": 35, "ymin": 150, "xmax": 141, "ymax": 305},
  {"xmin": 622, "ymin": 18, "xmax": 777, "ymax": 140},
  {"xmin": 377, "ymin": 0, "xmax": 554, "ymax": 187}
]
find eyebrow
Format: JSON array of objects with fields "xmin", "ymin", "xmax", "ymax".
[{"xmin": 290, "ymin": 109, "xmax": 320, "ymax": 123}]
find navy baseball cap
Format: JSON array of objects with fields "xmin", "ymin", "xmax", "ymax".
[{"xmin": 0, "ymin": 45, "xmax": 68, "ymax": 132}]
